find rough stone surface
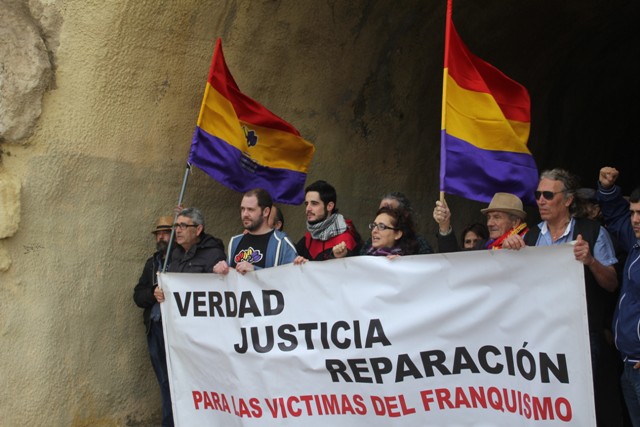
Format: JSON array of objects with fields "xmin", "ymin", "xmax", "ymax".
[
  {"xmin": 0, "ymin": 171, "xmax": 20, "ymax": 238},
  {"xmin": 0, "ymin": 241, "xmax": 11, "ymax": 271},
  {"xmin": 0, "ymin": 0, "xmax": 53, "ymax": 143},
  {"xmin": 0, "ymin": 0, "xmax": 637, "ymax": 425}
]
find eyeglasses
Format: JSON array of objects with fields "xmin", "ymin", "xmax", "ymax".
[
  {"xmin": 534, "ymin": 190, "xmax": 566, "ymax": 201},
  {"xmin": 368, "ymin": 222, "xmax": 397, "ymax": 231},
  {"xmin": 173, "ymin": 223, "xmax": 197, "ymax": 230},
  {"xmin": 464, "ymin": 239, "xmax": 478, "ymax": 245}
]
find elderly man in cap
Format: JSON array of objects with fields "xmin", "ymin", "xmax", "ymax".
[
  {"xmin": 133, "ymin": 215, "xmax": 175, "ymax": 427},
  {"xmin": 433, "ymin": 192, "xmax": 528, "ymax": 252}
]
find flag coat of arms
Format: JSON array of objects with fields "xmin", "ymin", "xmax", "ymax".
[{"xmin": 189, "ymin": 39, "xmax": 315, "ymax": 205}]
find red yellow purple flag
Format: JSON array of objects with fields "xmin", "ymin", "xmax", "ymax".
[
  {"xmin": 189, "ymin": 39, "xmax": 315, "ymax": 205},
  {"xmin": 440, "ymin": 1, "xmax": 538, "ymax": 205}
]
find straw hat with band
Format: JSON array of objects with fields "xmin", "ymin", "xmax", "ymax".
[
  {"xmin": 151, "ymin": 216, "xmax": 174, "ymax": 234},
  {"xmin": 480, "ymin": 193, "xmax": 526, "ymax": 220}
]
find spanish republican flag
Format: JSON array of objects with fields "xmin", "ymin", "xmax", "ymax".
[
  {"xmin": 189, "ymin": 39, "xmax": 315, "ymax": 205},
  {"xmin": 440, "ymin": 3, "xmax": 538, "ymax": 205}
]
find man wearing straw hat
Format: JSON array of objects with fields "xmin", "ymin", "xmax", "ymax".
[
  {"xmin": 434, "ymin": 192, "xmax": 528, "ymax": 252},
  {"xmin": 133, "ymin": 215, "xmax": 175, "ymax": 427}
]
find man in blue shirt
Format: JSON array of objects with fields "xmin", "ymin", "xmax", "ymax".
[{"xmin": 502, "ymin": 168, "xmax": 618, "ymax": 424}]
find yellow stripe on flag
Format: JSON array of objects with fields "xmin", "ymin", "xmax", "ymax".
[
  {"xmin": 444, "ymin": 74, "xmax": 531, "ymax": 153},
  {"xmin": 198, "ymin": 83, "xmax": 314, "ymax": 172}
]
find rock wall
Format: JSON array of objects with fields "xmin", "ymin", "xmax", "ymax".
[{"xmin": 0, "ymin": 0, "xmax": 452, "ymax": 424}]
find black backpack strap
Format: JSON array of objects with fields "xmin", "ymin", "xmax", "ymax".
[
  {"xmin": 523, "ymin": 224, "xmax": 541, "ymax": 246},
  {"xmin": 571, "ymin": 217, "xmax": 600, "ymax": 255}
]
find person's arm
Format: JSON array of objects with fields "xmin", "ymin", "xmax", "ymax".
[
  {"xmin": 332, "ymin": 241, "xmax": 349, "ymax": 258},
  {"xmin": 433, "ymin": 199, "xmax": 460, "ymax": 253},
  {"xmin": 436, "ymin": 229, "xmax": 460, "ymax": 253},
  {"xmin": 587, "ymin": 261, "xmax": 618, "ymax": 293},
  {"xmin": 331, "ymin": 226, "xmax": 360, "ymax": 258},
  {"xmin": 417, "ymin": 235, "xmax": 434, "ymax": 254},
  {"xmin": 598, "ymin": 166, "xmax": 636, "ymax": 251},
  {"xmin": 293, "ymin": 236, "xmax": 309, "ymax": 264},
  {"xmin": 213, "ymin": 260, "xmax": 230, "ymax": 275},
  {"xmin": 573, "ymin": 234, "xmax": 618, "ymax": 292},
  {"xmin": 204, "ymin": 246, "xmax": 227, "ymax": 272},
  {"xmin": 133, "ymin": 257, "xmax": 157, "ymax": 308},
  {"xmin": 501, "ymin": 234, "xmax": 527, "ymax": 250},
  {"xmin": 278, "ymin": 236, "xmax": 299, "ymax": 265},
  {"xmin": 433, "ymin": 199, "xmax": 452, "ymax": 236}
]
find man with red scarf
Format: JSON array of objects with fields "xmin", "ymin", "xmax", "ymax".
[
  {"xmin": 293, "ymin": 180, "xmax": 361, "ymax": 264},
  {"xmin": 433, "ymin": 192, "xmax": 528, "ymax": 252}
]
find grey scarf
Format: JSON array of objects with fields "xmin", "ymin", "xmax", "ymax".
[{"xmin": 307, "ymin": 213, "xmax": 348, "ymax": 241}]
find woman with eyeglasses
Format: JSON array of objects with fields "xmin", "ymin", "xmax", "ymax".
[{"xmin": 365, "ymin": 206, "xmax": 419, "ymax": 258}]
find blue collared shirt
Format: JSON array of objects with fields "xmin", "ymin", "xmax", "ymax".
[{"xmin": 534, "ymin": 218, "xmax": 617, "ymax": 266}]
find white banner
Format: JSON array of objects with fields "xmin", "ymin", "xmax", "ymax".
[{"xmin": 159, "ymin": 244, "xmax": 595, "ymax": 426}]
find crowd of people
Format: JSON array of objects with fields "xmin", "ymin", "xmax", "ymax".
[{"xmin": 133, "ymin": 167, "xmax": 640, "ymax": 427}]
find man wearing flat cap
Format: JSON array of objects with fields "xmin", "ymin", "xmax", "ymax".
[
  {"xmin": 133, "ymin": 215, "xmax": 175, "ymax": 427},
  {"xmin": 433, "ymin": 192, "xmax": 528, "ymax": 252}
]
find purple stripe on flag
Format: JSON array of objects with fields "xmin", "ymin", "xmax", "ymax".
[
  {"xmin": 441, "ymin": 131, "xmax": 538, "ymax": 205},
  {"xmin": 189, "ymin": 127, "xmax": 307, "ymax": 205}
]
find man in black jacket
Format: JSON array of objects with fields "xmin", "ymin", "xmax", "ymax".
[
  {"xmin": 136, "ymin": 208, "xmax": 226, "ymax": 426},
  {"xmin": 133, "ymin": 215, "xmax": 175, "ymax": 427},
  {"xmin": 165, "ymin": 207, "xmax": 226, "ymax": 274}
]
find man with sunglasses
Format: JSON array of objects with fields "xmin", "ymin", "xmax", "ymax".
[
  {"xmin": 503, "ymin": 169, "xmax": 618, "ymax": 421},
  {"xmin": 502, "ymin": 169, "xmax": 617, "ymax": 295},
  {"xmin": 597, "ymin": 166, "xmax": 640, "ymax": 425}
]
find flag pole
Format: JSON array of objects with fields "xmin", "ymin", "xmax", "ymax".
[
  {"xmin": 440, "ymin": 0, "xmax": 453, "ymax": 203},
  {"xmin": 162, "ymin": 163, "xmax": 192, "ymax": 272}
]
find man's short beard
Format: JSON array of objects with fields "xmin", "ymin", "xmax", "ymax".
[
  {"xmin": 156, "ymin": 240, "xmax": 169, "ymax": 253},
  {"xmin": 244, "ymin": 216, "xmax": 264, "ymax": 232},
  {"xmin": 308, "ymin": 209, "xmax": 329, "ymax": 226}
]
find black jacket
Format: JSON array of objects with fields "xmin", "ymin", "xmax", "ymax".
[
  {"xmin": 133, "ymin": 251, "xmax": 164, "ymax": 334},
  {"xmin": 168, "ymin": 233, "xmax": 226, "ymax": 273}
]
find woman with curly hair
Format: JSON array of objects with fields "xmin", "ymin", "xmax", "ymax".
[{"xmin": 366, "ymin": 206, "xmax": 419, "ymax": 258}]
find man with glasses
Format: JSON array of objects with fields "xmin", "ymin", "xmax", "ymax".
[
  {"xmin": 502, "ymin": 168, "xmax": 618, "ymax": 424},
  {"xmin": 433, "ymin": 192, "xmax": 528, "ymax": 252},
  {"xmin": 133, "ymin": 215, "xmax": 175, "ymax": 427},
  {"xmin": 148, "ymin": 208, "xmax": 224, "ymax": 426},
  {"xmin": 163, "ymin": 207, "xmax": 226, "ymax": 274},
  {"xmin": 502, "ymin": 169, "xmax": 617, "ymax": 293},
  {"xmin": 293, "ymin": 180, "xmax": 361, "ymax": 264},
  {"xmin": 214, "ymin": 189, "xmax": 297, "ymax": 275}
]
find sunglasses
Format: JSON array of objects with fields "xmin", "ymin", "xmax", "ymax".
[{"xmin": 534, "ymin": 190, "xmax": 566, "ymax": 201}]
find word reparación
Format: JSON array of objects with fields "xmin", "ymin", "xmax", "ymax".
[{"xmin": 326, "ymin": 344, "xmax": 568, "ymax": 385}]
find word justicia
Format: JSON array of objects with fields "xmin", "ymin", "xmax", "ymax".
[{"xmin": 234, "ymin": 318, "xmax": 391, "ymax": 354}]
